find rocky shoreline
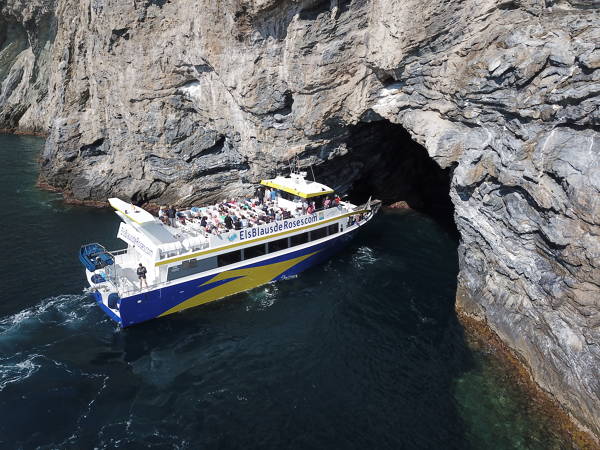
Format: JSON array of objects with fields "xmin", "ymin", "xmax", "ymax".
[
  {"xmin": 1, "ymin": 0, "xmax": 598, "ymax": 440},
  {"xmin": 458, "ymin": 307, "xmax": 600, "ymax": 449}
]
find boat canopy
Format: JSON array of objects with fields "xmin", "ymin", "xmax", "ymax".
[{"xmin": 260, "ymin": 173, "xmax": 334, "ymax": 199}]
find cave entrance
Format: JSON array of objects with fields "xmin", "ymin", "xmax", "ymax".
[{"xmin": 318, "ymin": 120, "xmax": 457, "ymax": 235}]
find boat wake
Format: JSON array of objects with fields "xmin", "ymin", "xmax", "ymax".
[
  {"xmin": 0, "ymin": 353, "xmax": 42, "ymax": 392},
  {"xmin": 0, "ymin": 294, "xmax": 96, "ymax": 333},
  {"xmin": 0, "ymin": 295, "xmax": 115, "ymax": 446}
]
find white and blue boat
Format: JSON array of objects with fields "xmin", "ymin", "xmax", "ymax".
[{"xmin": 80, "ymin": 171, "xmax": 381, "ymax": 327}]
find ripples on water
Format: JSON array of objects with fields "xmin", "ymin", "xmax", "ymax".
[{"xmin": 0, "ymin": 135, "xmax": 571, "ymax": 448}]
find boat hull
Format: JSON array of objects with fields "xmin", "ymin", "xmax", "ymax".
[{"xmin": 105, "ymin": 226, "xmax": 360, "ymax": 327}]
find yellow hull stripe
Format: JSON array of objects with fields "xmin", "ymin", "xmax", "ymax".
[
  {"xmin": 159, "ymin": 251, "xmax": 318, "ymax": 316},
  {"xmin": 155, "ymin": 209, "xmax": 369, "ymax": 267},
  {"xmin": 260, "ymin": 180, "xmax": 334, "ymax": 198}
]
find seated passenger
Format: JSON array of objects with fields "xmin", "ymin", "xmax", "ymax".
[
  {"xmin": 234, "ymin": 216, "xmax": 242, "ymax": 230},
  {"xmin": 224, "ymin": 214, "xmax": 233, "ymax": 230},
  {"xmin": 323, "ymin": 197, "xmax": 331, "ymax": 209}
]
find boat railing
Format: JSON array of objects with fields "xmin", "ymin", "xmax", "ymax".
[
  {"xmin": 109, "ymin": 248, "xmax": 128, "ymax": 257},
  {"xmin": 118, "ymin": 277, "xmax": 175, "ymax": 298}
]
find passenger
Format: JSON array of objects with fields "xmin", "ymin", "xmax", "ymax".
[
  {"xmin": 200, "ymin": 216, "xmax": 208, "ymax": 228},
  {"xmin": 270, "ymin": 189, "xmax": 277, "ymax": 204},
  {"xmin": 302, "ymin": 201, "xmax": 308, "ymax": 215},
  {"xmin": 264, "ymin": 188, "xmax": 271, "ymax": 204},
  {"xmin": 241, "ymin": 215, "xmax": 249, "ymax": 228},
  {"xmin": 224, "ymin": 214, "xmax": 233, "ymax": 230},
  {"xmin": 137, "ymin": 263, "xmax": 148, "ymax": 289},
  {"xmin": 323, "ymin": 197, "xmax": 331, "ymax": 209},
  {"xmin": 234, "ymin": 216, "xmax": 242, "ymax": 230},
  {"xmin": 307, "ymin": 202, "xmax": 315, "ymax": 215},
  {"xmin": 334, "ymin": 195, "xmax": 341, "ymax": 206},
  {"xmin": 167, "ymin": 205, "xmax": 176, "ymax": 227},
  {"xmin": 158, "ymin": 205, "xmax": 167, "ymax": 218},
  {"xmin": 255, "ymin": 186, "xmax": 265, "ymax": 205}
]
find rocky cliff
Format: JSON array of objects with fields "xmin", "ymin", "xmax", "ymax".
[{"xmin": 1, "ymin": 0, "xmax": 599, "ymax": 440}]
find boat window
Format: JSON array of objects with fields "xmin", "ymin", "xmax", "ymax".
[
  {"xmin": 217, "ymin": 250, "xmax": 242, "ymax": 267},
  {"xmin": 309, "ymin": 227, "xmax": 328, "ymax": 241},
  {"xmin": 183, "ymin": 259, "xmax": 198, "ymax": 269},
  {"xmin": 268, "ymin": 238, "xmax": 289, "ymax": 253},
  {"xmin": 290, "ymin": 232, "xmax": 309, "ymax": 247},
  {"xmin": 327, "ymin": 223, "xmax": 339, "ymax": 235},
  {"xmin": 244, "ymin": 244, "xmax": 266, "ymax": 260},
  {"xmin": 167, "ymin": 257, "xmax": 217, "ymax": 281}
]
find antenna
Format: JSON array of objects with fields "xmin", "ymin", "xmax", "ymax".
[{"xmin": 309, "ymin": 164, "xmax": 316, "ymax": 182}]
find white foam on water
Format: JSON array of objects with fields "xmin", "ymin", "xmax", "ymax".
[
  {"xmin": 245, "ymin": 284, "xmax": 279, "ymax": 311},
  {"xmin": 0, "ymin": 353, "xmax": 42, "ymax": 391},
  {"xmin": 0, "ymin": 294, "xmax": 94, "ymax": 334},
  {"xmin": 351, "ymin": 246, "xmax": 378, "ymax": 268}
]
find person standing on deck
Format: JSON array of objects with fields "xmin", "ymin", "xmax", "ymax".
[
  {"xmin": 137, "ymin": 263, "xmax": 148, "ymax": 289},
  {"xmin": 167, "ymin": 205, "xmax": 176, "ymax": 227},
  {"xmin": 256, "ymin": 186, "xmax": 265, "ymax": 205}
]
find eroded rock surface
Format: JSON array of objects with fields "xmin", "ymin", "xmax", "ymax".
[{"xmin": 0, "ymin": 0, "xmax": 598, "ymax": 439}]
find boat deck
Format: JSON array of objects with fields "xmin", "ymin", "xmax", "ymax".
[
  {"xmin": 153, "ymin": 197, "xmax": 347, "ymax": 249},
  {"xmin": 105, "ymin": 196, "xmax": 353, "ymax": 296}
]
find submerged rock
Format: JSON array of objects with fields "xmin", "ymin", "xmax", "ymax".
[{"xmin": 0, "ymin": 0, "xmax": 599, "ymax": 440}]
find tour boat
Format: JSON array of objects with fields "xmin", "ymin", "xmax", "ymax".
[{"xmin": 80, "ymin": 172, "xmax": 381, "ymax": 327}]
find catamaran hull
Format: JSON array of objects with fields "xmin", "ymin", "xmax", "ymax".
[{"xmin": 94, "ymin": 226, "xmax": 361, "ymax": 327}]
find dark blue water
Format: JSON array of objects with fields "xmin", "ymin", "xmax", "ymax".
[{"xmin": 0, "ymin": 135, "xmax": 570, "ymax": 449}]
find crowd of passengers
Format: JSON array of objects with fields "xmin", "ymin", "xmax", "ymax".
[{"xmin": 157, "ymin": 187, "xmax": 342, "ymax": 236}]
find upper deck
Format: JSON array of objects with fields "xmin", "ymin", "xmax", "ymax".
[{"xmin": 109, "ymin": 174, "xmax": 359, "ymax": 267}]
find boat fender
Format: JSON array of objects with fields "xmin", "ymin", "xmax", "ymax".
[{"xmin": 108, "ymin": 293, "xmax": 120, "ymax": 310}]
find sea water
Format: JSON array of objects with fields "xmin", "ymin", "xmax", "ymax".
[{"xmin": 0, "ymin": 134, "xmax": 571, "ymax": 448}]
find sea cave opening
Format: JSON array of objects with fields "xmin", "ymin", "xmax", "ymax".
[{"xmin": 317, "ymin": 120, "xmax": 457, "ymax": 236}]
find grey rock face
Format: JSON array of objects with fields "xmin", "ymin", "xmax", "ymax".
[
  {"xmin": 1, "ymin": 0, "xmax": 599, "ymax": 439},
  {"xmin": 0, "ymin": 0, "xmax": 55, "ymax": 132}
]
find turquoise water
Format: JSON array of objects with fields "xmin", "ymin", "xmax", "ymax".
[{"xmin": 0, "ymin": 134, "xmax": 571, "ymax": 448}]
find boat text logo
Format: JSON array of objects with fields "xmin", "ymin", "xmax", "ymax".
[
  {"xmin": 238, "ymin": 215, "xmax": 319, "ymax": 241},
  {"xmin": 117, "ymin": 225, "xmax": 154, "ymax": 256}
]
